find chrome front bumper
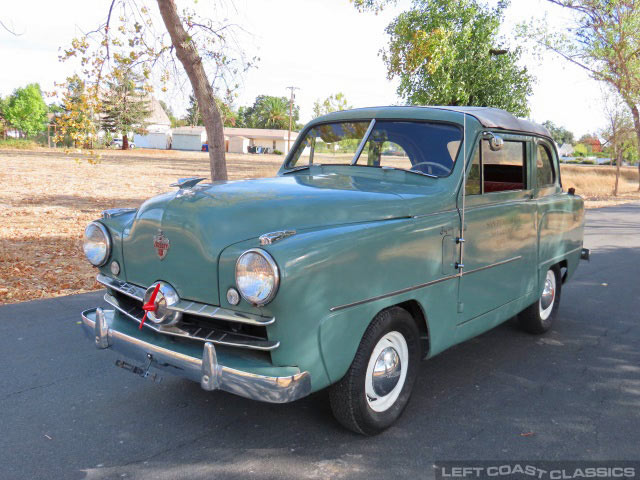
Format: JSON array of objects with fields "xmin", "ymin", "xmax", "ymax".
[{"xmin": 81, "ymin": 308, "xmax": 311, "ymax": 403}]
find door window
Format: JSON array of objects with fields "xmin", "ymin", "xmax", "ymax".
[
  {"xmin": 465, "ymin": 138, "xmax": 527, "ymax": 195},
  {"xmin": 482, "ymin": 140, "xmax": 526, "ymax": 193},
  {"xmin": 536, "ymin": 144, "xmax": 555, "ymax": 187}
]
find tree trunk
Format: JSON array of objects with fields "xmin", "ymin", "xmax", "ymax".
[
  {"xmin": 156, "ymin": 0, "xmax": 228, "ymax": 181},
  {"xmin": 613, "ymin": 148, "xmax": 621, "ymax": 197},
  {"xmin": 630, "ymin": 104, "xmax": 640, "ymax": 191},
  {"xmin": 122, "ymin": 134, "xmax": 129, "ymax": 150}
]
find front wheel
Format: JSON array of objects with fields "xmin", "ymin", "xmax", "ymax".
[
  {"xmin": 518, "ymin": 266, "xmax": 562, "ymax": 334},
  {"xmin": 329, "ymin": 307, "xmax": 420, "ymax": 435}
]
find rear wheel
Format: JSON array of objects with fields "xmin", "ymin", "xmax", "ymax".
[
  {"xmin": 329, "ymin": 307, "xmax": 420, "ymax": 435},
  {"xmin": 518, "ymin": 266, "xmax": 561, "ymax": 334}
]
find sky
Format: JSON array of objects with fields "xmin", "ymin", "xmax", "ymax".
[{"xmin": 0, "ymin": 0, "xmax": 607, "ymax": 138}]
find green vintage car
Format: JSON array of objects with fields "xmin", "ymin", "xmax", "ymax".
[{"xmin": 80, "ymin": 106, "xmax": 588, "ymax": 435}]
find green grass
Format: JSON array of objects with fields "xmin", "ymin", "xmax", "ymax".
[{"xmin": 0, "ymin": 138, "xmax": 42, "ymax": 149}]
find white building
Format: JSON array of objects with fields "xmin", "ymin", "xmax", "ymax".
[
  {"xmin": 224, "ymin": 127, "xmax": 299, "ymax": 154},
  {"xmin": 168, "ymin": 125, "xmax": 300, "ymax": 153},
  {"xmin": 133, "ymin": 98, "xmax": 172, "ymax": 149},
  {"xmin": 558, "ymin": 143, "xmax": 574, "ymax": 157},
  {"xmin": 172, "ymin": 126, "xmax": 207, "ymax": 151}
]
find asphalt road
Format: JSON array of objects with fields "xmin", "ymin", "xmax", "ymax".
[{"xmin": 1, "ymin": 203, "xmax": 639, "ymax": 480}]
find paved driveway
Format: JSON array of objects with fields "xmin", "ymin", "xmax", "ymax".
[{"xmin": 1, "ymin": 203, "xmax": 639, "ymax": 479}]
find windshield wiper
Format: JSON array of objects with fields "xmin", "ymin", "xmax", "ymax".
[
  {"xmin": 380, "ymin": 165, "xmax": 438, "ymax": 178},
  {"xmin": 283, "ymin": 165, "xmax": 311, "ymax": 174}
]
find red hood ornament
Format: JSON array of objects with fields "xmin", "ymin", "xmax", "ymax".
[{"xmin": 153, "ymin": 230, "xmax": 170, "ymax": 260}]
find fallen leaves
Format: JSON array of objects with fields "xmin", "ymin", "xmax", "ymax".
[{"xmin": 0, "ymin": 148, "xmax": 281, "ymax": 304}]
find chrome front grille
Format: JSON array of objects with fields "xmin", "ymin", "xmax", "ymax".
[{"xmin": 97, "ymin": 275, "xmax": 278, "ymax": 351}]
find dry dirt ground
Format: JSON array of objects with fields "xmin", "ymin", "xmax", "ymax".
[{"xmin": 1, "ymin": 148, "xmax": 639, "ymax": 304}]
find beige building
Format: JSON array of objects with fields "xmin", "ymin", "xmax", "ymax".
[{"xmin": 168, "ymin": 126, "xmax": 299, "ymax": 153}]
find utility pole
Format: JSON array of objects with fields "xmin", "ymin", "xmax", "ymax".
[{"xmin": 286, "ymin": 86, "xmax": 299, "ymax": 153}]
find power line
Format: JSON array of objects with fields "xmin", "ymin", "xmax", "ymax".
[{"xmin": 286, "ymin": 86, "xmax": 299, "ymax": 153}]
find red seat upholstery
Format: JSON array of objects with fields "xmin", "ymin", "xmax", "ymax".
[{"xmin": 484, "ymin": 181, "xmax": 523, "ymax": 193}]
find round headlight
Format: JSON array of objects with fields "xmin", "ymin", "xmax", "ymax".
[
  {"xmin": 83, "ymin": 222, "xmax": 111, "ymax": 267},
  {"xmin": 235, "ymin": 249, "xmax": 280, "ymax": 306}
]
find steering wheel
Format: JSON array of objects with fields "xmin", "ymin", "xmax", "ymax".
[{"xmin": 410, "ymin": 161, "xmax": 450, "ymax": 176}]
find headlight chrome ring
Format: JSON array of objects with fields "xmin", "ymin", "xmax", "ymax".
[
  {"xmin": 235, "ymin": 248, "xmax": 280, "ymax": 306},
  {"xmin": 83, "ymin": 221, "xmax": 112, "ymax": 267}
]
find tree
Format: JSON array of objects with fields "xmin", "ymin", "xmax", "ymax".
[
  {"xmin": 184, "ymin": 94, "xmax": 237, "ymax": 127},
  {"xmin": 312, "ymin": 92, "xmax": 352, "ymax": 118},
  {"xmin": 600, "ymin": 89, "xmax": 635, "ymax": 195},
  {"xmin": 185, "ymin": 94, "xmax": 202, "ymax": 126},
  {"xmin": 61, "ymin": 0, "xmax": 256, "ymax": 180},
  {"xmin": 542, "ymin": 120, "xmax": 575, "ymax": 145},
  {"xmin": 159, "ymin": 100, "xmax": 180, "ymax": 128},
  {"xmin": 101, "ymin": 69, "xmax": 152, "ymax": 150},
  {"xmin": 238, "ymin": 95, "xmax": 299, "ymax": 130},
  {"xmin": 3, "ymin": 84, "xmax": 48, "ymax": 137},
  {"xmin": 53, "ymin": 75, "xmax": 101, "ymax": 149},
  {"xmin": 519, "ymin": 0, "xmax": 640, "ymax": 190},
  {"xmin": 362, "ymin": 0, "xmax": 534, "ymax": 116}
]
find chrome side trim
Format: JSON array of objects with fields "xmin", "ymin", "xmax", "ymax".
[
  {"xmin": 329, "ymin": 256, "xmax": 523, "ymax": 312},
  {"xmin": 104, "ymin": 293, "xmax": 279, "ymax": 351},
  {"xmin": 329, "ymin": 273, "xmax": 459, "ymax": 312},
  {"xmin": 81, "ymin": 308, "xmax": 310, "ymax": 403},
  {"xmin": 96, "ymin": 274, "xmax": 274, "ymax": 326},
  {"xmin": 461, "ymin": 255, "xmax": 522, "ymax": 276}
]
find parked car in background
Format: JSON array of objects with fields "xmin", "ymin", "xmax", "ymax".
[
  {"xmin": 80, "ymin": 106, "xmax": 588, "ymax": 434},
  {"xmin": 110, "ymin": 138, "xmax": 135, "ymax": 149}
]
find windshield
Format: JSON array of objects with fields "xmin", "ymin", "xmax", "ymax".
[{"xmin": 287, "ymin": 120, "xmax": 462, "ymax": 177}]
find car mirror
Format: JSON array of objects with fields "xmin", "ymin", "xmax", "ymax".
[{"xmin": 484, "ymin": 132, "xmax": 504, "ymax": 151}]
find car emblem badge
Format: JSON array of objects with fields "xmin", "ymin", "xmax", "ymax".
[{"xmin": 153, "ymin": 230, "xmax": 170, "ymax": 260}]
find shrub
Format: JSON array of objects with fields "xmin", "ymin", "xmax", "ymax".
[
  {"xmin": 580, "ymin": 159, "xmax": 596, "ymax": 165},
  {"xmin": 273, "ymin": 149, "xmax": 283, "ymax": 155},
  {"xmin": 0, "ymin": 138, "xmax": 40, "ymax": 149}
]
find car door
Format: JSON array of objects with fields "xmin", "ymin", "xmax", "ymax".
[{"xmin": 457, "ymin": 132, "xmax": 538, "ymax": 326}]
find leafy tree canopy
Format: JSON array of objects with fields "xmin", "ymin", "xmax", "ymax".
[
  {"xmin": 542, "ymin": 120, "xmax": 575, "ymax": 145},
  {"xmin": 184, "ymin": 94, "xmax": 237, "ymax": 128},
  {"xmin": 4, "ymin": 83, "xmax": 48, "ymax": 136},
  {"xmin": 237, "ymin": 95, "xmax": 300, "ymax": 130},
  {"xmin": 377, "ymin": 0, "xmax": 533, "ymax": 116},
  {"xmin": 517, "ymin": 0, "xmax": 640, "ymax": 189},
  {"xmin": 312, "ymin": 92, "xmax": 352, "ymax": 118},
  {"xmin": 53, "ymin": 74, "xmax": 101, "ymax": 149}
]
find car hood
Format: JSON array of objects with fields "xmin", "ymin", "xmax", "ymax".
[{"xmin": 121, "ymin": 172, "xmax": 442, "ymax": 304}]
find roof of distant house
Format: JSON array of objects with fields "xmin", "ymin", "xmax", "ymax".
[{"xmin": 147, "ymin": 98, "xmax": 171, "ymax": 126}]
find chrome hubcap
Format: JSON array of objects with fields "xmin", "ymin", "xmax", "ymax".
[
  {"xmin": 372, "ymin": 347, "xmax": 402, "ymax": 397},
  {"xmin": 365, "ymin": 331, "xmax": 408, "ymax": 413},
  {"xmin": 539, "ymin": 270, "xmax": 556, "ymax": 321}
]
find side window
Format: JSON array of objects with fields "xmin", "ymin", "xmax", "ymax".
[
  {"xmin": 465, "ymin": 142, "xmax": 481, "ymax": 195},
  {"xmin": 536, "ymin": 144, "xmax": 555, "ymax": 188},
  {"xmin": 482, "ymin": 140, "xmax": 526, "ymax": 193}
]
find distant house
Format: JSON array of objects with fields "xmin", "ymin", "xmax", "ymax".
[
  {"xmin": 169, "ymin": 126, "xmax": 300, "ymax": 153},
  {"xmin": 558, "ymin": 143, "xmax": 574, "ymax": 157},
  {"xmin": 581, "ymin": 137, "xmax": 602, "ymax": 153},
  {"xmin": 134, "ymin": 98, "xmax": 172, "ymax": 149},
  {"xmin": 172, "ymin": 126, "xmax": 207, "ymax": 151},
  {"xmin": 224, "ymin": 127, "xmax": 299, "ymax": 154}
]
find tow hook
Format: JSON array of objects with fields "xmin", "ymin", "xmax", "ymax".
[{"xmin": 115, "ymin": 353, "xmax": 162, "ymax": 383}]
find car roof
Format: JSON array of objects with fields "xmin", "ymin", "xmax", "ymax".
[{"xmin": 315, "ymin": 106, "xmax": 551, "ymax": 138}]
